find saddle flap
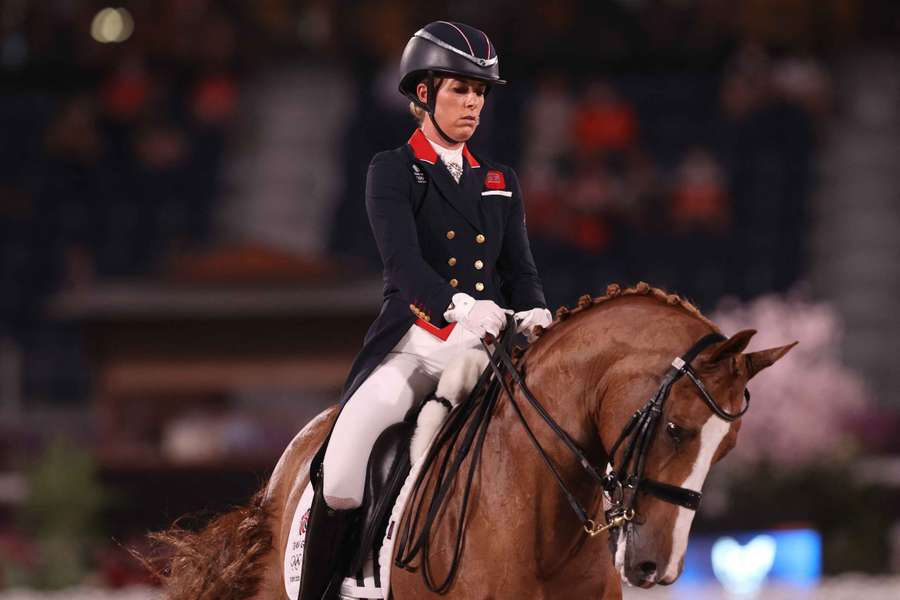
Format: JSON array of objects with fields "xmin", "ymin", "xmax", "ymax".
[{"xmin": 349, "ymin": 420, "xmax": 414, "ymax": 575}]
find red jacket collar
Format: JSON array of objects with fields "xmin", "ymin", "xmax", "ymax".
[
  {"xmin": 407, "ymin": 129, "xmax": 480, "ymax": 168},
  {"xmin": 462, "ymin": 145, "xmax": 480, "ymax": 168}
]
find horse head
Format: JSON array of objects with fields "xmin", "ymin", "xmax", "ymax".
[
  {"xmin": 512, "ymin": 287, "xmax": 797, "ymax": 591},
  {"xmin": 594, "ymin": 326, "xmax": 796, "ymax": 588}
]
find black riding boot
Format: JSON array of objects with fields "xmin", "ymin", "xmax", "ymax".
[{"xmin": 297, "ymin": 477, "xmax": 358, "ymax": 600}]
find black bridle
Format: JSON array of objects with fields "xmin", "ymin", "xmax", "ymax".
[{"xmin": 485, "ymin": 327, "xmax": 750, "ymax": 538}]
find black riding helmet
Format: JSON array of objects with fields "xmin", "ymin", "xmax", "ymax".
[{"xmin": 399, "ymin": 21, "xmax": 506, "ymax": 144}]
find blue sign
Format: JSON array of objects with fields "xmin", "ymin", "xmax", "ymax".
[{"xmin": 677, "ymin": 528, "xmax": 821, "ymax": 595}]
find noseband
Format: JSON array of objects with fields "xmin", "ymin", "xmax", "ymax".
[{"xmin": 485, "ymin": 328, "xmax": 749, "ymax": 539}]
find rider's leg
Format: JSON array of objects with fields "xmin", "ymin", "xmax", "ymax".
[
  {"xmin": 298, "ymin": 324, "xmax": 484, "ymax": 599},
  {"xmin": 320, "ymin": 323, "xmax": 484, "ymax": 508},
  {"xmin": 322, "ymin": 352, "xmax": 436, "ymax": 508}
]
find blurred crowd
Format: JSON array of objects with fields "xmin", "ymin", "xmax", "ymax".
[
  {"xmin": 1, "ymin": 2, "xmax": 239, "ymax": 317},
  {"xmin": 1, "ymin": 2, "xmax": 244, "ymax": 402},
  {"xmin": 517, "ymin": 47, "xmax": 825, "ymax": 308}
]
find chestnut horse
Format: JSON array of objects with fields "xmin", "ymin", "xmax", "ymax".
[{"xmin": 153, "ymin": 284, "xmax": 795, "ymax": 600}]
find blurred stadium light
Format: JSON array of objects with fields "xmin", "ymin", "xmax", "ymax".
[{"xmin": 90, "ymin": 8, "xmax": 134, "ymax": 44}]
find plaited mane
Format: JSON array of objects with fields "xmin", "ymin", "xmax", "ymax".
[{"xmin": 530, "ymin": 282, "xmax": 720, "ymax": 341}]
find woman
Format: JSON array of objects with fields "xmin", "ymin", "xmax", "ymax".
[{"xmin": 298, "ymin": 21, "xmax": 552, "ymax": 600}]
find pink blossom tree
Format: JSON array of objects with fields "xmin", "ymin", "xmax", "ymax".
[{"xmin": 711, "ymin": 293, "xmax": 873, "ymax": 470}]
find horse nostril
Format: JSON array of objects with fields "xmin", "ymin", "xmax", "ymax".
[{"xmin": 639, "ymin": 561, "xmax": 657, "ymax": 577}]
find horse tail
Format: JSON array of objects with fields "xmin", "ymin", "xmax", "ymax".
[{"xmin": 146, "ymin": 487, "xmax": 275, "ymax": 600}]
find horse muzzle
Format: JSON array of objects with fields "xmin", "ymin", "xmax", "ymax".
[
  {"xmin": 616, "ymin": 522, "xmax": 683, "ymax": 589},
  {"xmin": 624, "ymin": 558, "xmax": 660, "ymax": 588}
]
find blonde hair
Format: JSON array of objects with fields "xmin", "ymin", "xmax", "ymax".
[
  {"xmin": 408, "ymin": 76, "xmax": 445, "ymax": 124},
  {"xmin": 409, "ymin": 101, "xmax": 427, "ymax": 124}
]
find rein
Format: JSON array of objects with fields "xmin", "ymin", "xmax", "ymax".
[{"xmin": 393, "ymin": 329, "xmax": 513, "ymax": 593}]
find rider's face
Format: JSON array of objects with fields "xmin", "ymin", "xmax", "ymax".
[{"xmin": 417, "ymin": 77, "xmax": 486, "ymax": 144}]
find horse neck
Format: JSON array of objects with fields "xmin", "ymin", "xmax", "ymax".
[
  {"xmin": 489, "ymin": 297, "xmax": 715, "ymax": 508},
  {"xmin": 524, "ymin": 296, "xmax": 716, "ymax": 428},
  {"xmin": 467, "ymin": 306, "xmax": 635, "ymax": 557}
]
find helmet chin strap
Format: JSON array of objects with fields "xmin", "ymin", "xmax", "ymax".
[
  {"xmin": 425, "ymin": 71, "xmax": 465, "ymax": 146},
  {"xmin": 428, "ymin": 113, "xmax": 463, "ymax": 146}
]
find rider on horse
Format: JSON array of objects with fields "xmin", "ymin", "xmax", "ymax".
[{"xmin": 297, "ymin": 21, "xmax": 553, "ymax": 600}]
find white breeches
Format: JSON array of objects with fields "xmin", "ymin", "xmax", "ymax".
[{"xmin": 322, "ymin": 323, "xmax": 483, "ymax": 509}]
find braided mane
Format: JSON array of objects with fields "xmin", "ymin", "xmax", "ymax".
[{"xmin": 531, "ymin": 281, "xmax": 720, "ymax": 341}]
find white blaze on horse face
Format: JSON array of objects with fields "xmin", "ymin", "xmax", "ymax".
[
  {"xmin": 662, "ymin": 414, "xmax": 730, "ymax": 583},
  {"xmin": 614, "ymin": 527, "xmax": 630, "ymax": 585}
]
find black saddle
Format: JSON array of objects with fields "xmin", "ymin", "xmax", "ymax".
[
  {"xmin": 345, "ymin": 398, "xmax": 430, "ymax": 579},
  {"xmin": 346, "ymin": 420, "xmax": 412, "ymax": 578}
]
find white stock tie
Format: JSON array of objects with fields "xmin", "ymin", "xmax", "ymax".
[{"xmin": 444, "ymin": 158, "xmax": 463, "ymax": 183}]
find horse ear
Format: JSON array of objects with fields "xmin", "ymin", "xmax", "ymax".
[
  {"xmin": 745, "ymin": 341, "xmax": 798, "ymax": 380},
  {"xmin": 708, "ymin": 329, "xmax": 756, "ymax": 363}
]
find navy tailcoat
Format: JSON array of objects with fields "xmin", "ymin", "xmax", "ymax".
[{"xmin": 338, "ymin": 129, "xmax": 547, "ymax": 404}]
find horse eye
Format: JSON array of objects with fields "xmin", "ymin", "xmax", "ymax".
[{"xmin": 665, "ymin": 422, "xmax": 683, "ymax": 443}]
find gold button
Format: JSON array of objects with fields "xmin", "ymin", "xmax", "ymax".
[
  {"xmin": 446, "ymin": 230, "xmax": 456, "ymax": 240},
  {"xmin": 448, "ymin": 257, "xmax": 457, "ymax": 266},
  {"xmin": 476, "ymin": 234, "xmax": 485, "ymax": 244},
  {"xmin": 423, "ymin": 315, "xmax": 431, "ymax": 322},
  {"xmin": 475, "ymin": 282, "xmax": 485, "ymax": 292},
  {"xmin": 449, "ymin": 278, "xmax": 458, "ymax": 287},
  {"xmin": 474, "ymin": 260, "xmax": 484, "ymax": 270}
]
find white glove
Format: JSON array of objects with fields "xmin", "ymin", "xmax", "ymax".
[
  {"xmin": 444, "ymin": 293, "xmax": 512, "ymax": 339},
  {"xmin": 514, "ymin": 307, "xmax": 553, "ymax": 342}
]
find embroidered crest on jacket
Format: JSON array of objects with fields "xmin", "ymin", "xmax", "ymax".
[
  {"xmin": 484, "ymin": 170, "xmax": 505, "ymax": 190},
  {"xmin": 411, "ymin": 164, "xmax": 427, "ymax": 184}
]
